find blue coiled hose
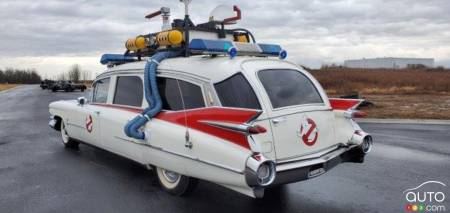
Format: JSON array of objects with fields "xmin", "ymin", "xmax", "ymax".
[{"xmin": 124, "ymin": 51, "xmax": 180, "ymax": 140}]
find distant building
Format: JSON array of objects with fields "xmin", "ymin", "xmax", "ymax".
[{"xmin": 344, "ymin": 57, "xmax": 434, "ymax": 69}]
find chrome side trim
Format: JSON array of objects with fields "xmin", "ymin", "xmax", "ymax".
[
  {"xmin": 276, "ymin": 144, "xmax": 343, "ymax": 163},
  {"xmin": 276, "ymin": 145, "xmax": 357, "ymax": 172},
  {"xmin": 199, "ymin": 120, "xmax": 249, "ymax": 134},
  {"xmin": 114, "ymin": 136, "xmax": 245, "ymax": 174},
  {"xmin": 66, "ymin": 122, "xmax": 85, "ymax": 129}
]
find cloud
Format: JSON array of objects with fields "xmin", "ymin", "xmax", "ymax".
[{"xmin": 0, "ymin": 0, "xmax": 449, "ymax": 76}]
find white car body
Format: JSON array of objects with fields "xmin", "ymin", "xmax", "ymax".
[{"xmin": 49, "ymin": 56, "xmax": 372, "ymax": 198}]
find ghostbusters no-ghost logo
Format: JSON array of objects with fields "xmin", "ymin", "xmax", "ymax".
[
  {"xmin": 86, "ymin": 115, "xmax": 93, "ymax": 133},
  {"xmin": 299, "ymin": 117, "xmax": 318, "ymax": 146}
]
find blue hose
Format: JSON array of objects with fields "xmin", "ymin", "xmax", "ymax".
[{"xmin": 124, "ymin": 51, "xmax": 180, "ymax": 140}]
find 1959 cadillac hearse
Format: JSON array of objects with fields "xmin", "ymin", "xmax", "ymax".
[{"xmin": 48, "ymin": 2, "xmax": 373, "ymax": 198}]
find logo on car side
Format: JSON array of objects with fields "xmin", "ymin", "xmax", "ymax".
[
  {"xmin": 299, "ymin": 117, "xmax": 318, "ymax": 146},
  {"xmin": 86, "ymin": 115, "xmax": 93, "ymax": 133}
]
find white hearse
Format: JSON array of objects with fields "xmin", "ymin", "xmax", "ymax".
[{"xmin": 48, "ymin": 2, "xmax": 373, "ymax": 198}]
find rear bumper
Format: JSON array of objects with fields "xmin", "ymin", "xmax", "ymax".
[{"xmin": 272, "ymin": 144, "xmax": 366, "ymax": 185}]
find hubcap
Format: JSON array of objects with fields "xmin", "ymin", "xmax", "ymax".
[{"xmin": 162, "ymin": 169, "xmax": 180, "ymax": 183}]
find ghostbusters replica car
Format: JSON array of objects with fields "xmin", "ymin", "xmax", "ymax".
[{"xmin": 48, "ymin": 2, "xmax": 373, "ymax": 198}]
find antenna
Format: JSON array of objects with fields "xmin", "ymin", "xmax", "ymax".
[
  {"xmin": 180, "ymin": 0, "xmax": 192, "ymax": 16},
  {"xmin": 180, "ymin": 0, "xmax": 192, "ymax": 57}
]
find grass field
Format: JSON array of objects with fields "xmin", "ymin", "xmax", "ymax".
[
  {"xmin": 308, "ymin": 67, "xmax": 450, "ymax": 119},
  {"xmin": 0, "ymin": 84, "xmax": 20, "ymax": 91}
]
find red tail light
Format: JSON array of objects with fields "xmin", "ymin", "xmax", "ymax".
[
  {"xmin": 344, "ymin": 110, "xmax": 368, "ymax": 119},
  {"xmin": 247, "ymin": 124, "xmax": 267, "ymax": 134}
]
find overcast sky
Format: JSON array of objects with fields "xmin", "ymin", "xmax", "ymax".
[{"xmin": 1, "ymin": 0, "xmax": 449, "ymax": 79}]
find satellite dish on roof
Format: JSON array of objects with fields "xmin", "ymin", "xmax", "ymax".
[{"xmin": 209, "ymin": 4, "xmax": 241, "ymax": 25}]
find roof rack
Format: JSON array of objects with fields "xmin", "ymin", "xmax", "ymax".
[{"xmin": 100, "ymin": 2, "xmax": 287, "ymax": 67}]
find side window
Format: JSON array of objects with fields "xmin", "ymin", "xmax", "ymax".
[
  {"xmin": 92, "ymin": 78, "xmax": 110, "ymax": 103},
  {"xmin": 157, "ymin": 77, "xmax": 205, "ymax": 111},
  {"xmin": 113, "ymin": 76, "xmax": 143, "ymax": 107},
  {"xmin": 214, "ymin": 73, "xmax": 261, "ymax": 109}
]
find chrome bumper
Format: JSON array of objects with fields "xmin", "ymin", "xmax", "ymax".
[
  {"xmin": 49, "ymin": 116, "xmax": 57, "ymax": 129},
  {"xmin": 272, "ymin": 144, "xmax": 367, "ymax": 185}
]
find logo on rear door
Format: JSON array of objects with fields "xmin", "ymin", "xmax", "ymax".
[
  {"xmin": 86, "ymin": 115, "xmax": 93, "ymax": 133},
  {"xmin": 299, "ymin": 117, "xmax": 318, "ymax": 146}
]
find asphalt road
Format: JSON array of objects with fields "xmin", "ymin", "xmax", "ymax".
[{"xmin": 1, "ymin": 85, "xmax": 449, "ymax": 213}]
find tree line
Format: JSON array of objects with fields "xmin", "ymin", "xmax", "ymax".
[{"xmin": 0, "ymin": 68, "xmax": 41, "ymax": 84}]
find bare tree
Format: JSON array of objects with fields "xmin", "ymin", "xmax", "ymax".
[
  {"xmin": 68, "ymin": 64, "xmax": 81, "ymax": 82},
  {"xmin": 82, "ymin": 70, "xmax": 91, "ymax": 81}
]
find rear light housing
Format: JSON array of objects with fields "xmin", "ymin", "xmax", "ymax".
[{"xmin": 344, "ymin": 110, "xmax": 368, "ymax": 119}]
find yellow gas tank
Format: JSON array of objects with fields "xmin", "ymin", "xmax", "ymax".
[
  {"xmin": 156, "ymin": 30, "xmax": 183, "ymax": 46},
  {"xmin": 125, "ymin": 36, "xmax": 148, "ymax": 51}
]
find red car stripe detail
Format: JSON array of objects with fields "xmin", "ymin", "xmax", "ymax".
[
  {"xmin": 155, "ymin": 108, "xmax": 260, "ymax": 149},
  {"xmin": 329, "ymin": 98, "xmax": 362, "ymax": 110},
  {"xmin": 91, "ymin": 103, "xmax": 143, "ymax": 113},
  {"xmin": 89, "ymin": 103, "xmax": 260, "ymax": 149}
]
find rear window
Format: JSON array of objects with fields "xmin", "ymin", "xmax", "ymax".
[
  {"xmin": 157, "ymin": 77, "xmax": 205, "ymax": 111},
  {"xmin": 113, "ymin": 76, "xmax": 143, "ymax": 107},
  {"xmin": 258, "ymin": 69, "xmax": 323, "ymax": 108},
  {"xmin": 214, "ymin": 73, "xmax": 261, "ymax": 110}
]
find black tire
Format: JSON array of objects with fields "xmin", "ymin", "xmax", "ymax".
[
  {"xmin": 81, "ymin": 88, "xmax": 85, "ymax": 92},
  {"xmin": 52, "ymin": 87, "xmax": 57, "ymax": 92},
  {"xmin": 60, "ymin": 121, "xmax": 79, "ymax": 148},
  {"xmin": 155, "ymin": 167, "xmax": 198, "ymax": 196}
]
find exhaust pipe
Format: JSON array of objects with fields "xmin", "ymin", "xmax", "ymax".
[
  {"xmin": 361, "ymin": 135, "xmax": 373, "ymax": 153},
  {"xmin": 349, "ymin": 130, "xmax": 373, "ymax": 153}
]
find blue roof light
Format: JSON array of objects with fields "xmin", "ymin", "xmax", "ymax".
[
  {"xmin": 187, "ymin": 39, "xmax": 287, "ymax": 59},
  {"xmin": 189, "ymin": 39, "xmax": 234, "ymax": 53},
  {"xmin": 100, "ymin": 54, "xmax": 136, "ymax": 65},
  {"xmin": 228, "ymin": 47, "xmax": 237, "ymax": 59},
  {"xmin": 258, "ymin": 44, "xmax": 282, "ymax": 56},
  {"xmin": 279, "ymin": 49, "xmax": 287, "ymax": 60}
]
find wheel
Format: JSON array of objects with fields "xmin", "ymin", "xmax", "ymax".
[
  {"xmin": 52, "ymin": 87, "xmax": 57, "ymax": 92},
  {"xmin": 60, "ymin": 121, "xmax": 79, "ymax": 148},
  {"xmin": 155, "ymin": 167, "xmax": 198, "ymax": 196},
  {"xmin": 81, "ymin": 88, "xmax": 85, "ymax": 92}
]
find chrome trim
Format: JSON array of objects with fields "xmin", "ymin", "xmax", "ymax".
[
  {"xmin": 276, "ymin": 145, "xmax": 357, "ymax": 172},
  {"xmin": 199, "ymin": 120, "xmax": 250, "ymax": 134},
  {"xmin": 255, "ymin": 108, "xmax": 332, "ymax": 122},
  {"xmin": 245, "ymin": 154, "xmax": 276, "ymax": 187},
  {"xmin": 276, "ymin": 144, "xmax": 342, "ymax": 164},
  {"xmin": 114, "ymin": 136, "xmax": 245, "ymax": 174},
  {"xmin": 48, "ymin": 119, "xmax": 57, "ymax": 129},
  {"xmin": 66, "ymin": 122, "xmax": 85, "ymax": 129}
]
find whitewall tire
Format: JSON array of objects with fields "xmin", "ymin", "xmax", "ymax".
[
  {"xmin": 60, "ymin": 121, "xmax": 79, "ymax": 148},
  {"xmin": 155, "ymin": 167, "xmax": 198, "ymax": 196}
]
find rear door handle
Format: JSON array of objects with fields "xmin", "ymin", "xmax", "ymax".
[
  {"xmin": 272, "ymin": 117, "xmax": 286, "ymax": 124},
  {"xmin": 94, "ymin": 111, "xmax": 101, "ymax": 115}
]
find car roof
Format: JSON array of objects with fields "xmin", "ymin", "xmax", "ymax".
[{"xmin": 97, "ymin": 55, "xmax": 299, "ymax": 83}]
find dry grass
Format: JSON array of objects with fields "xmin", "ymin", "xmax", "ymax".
[
  {"xmin": 307, "ymin": 67, "xmax": 450, "ymax": 119},
  {"xmin": 0, "ymin": 84, "xmax": 20, "ymax": 91},
  {"xmin": 309, "ymin": 67, "xmax": 450, "ymax": 95}
]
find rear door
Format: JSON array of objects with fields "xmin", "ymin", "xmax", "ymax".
[
  {"xmin": 243, "ymin": 61, "xmax": 337, "ymax": 161},
  {"xmin": 258, "ymin": 69, "xmax": 336, "ymax": 161}
]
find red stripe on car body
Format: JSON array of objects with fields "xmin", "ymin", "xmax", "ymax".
[{"xmin": 89, "ymin": 103, "xmax": 260, "ymax": 149}]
